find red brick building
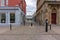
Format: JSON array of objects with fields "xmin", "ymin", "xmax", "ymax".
[{"xmin": 0, "ymin": 0, "xmax": 26, "ymax": 14}]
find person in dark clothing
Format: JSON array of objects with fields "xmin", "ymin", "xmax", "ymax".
[
  {"xmin": 31, "ymin": 23, "xmax": 33, "ymax": 26},
  {"xmin": 45, "ymin": 19, "xmax": 48, "ymax": 32}
]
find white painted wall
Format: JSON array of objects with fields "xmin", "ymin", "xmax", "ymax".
[{"xmin": 0, "ymin": 7, "xmax": 24, "ymax": 27}]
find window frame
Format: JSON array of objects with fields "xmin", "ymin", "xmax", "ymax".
[
  {"xmin": 1, "ymin": 13, "xmax": 6, "ymax": 23},
  {"xmin": 10, "ymin": 13, "xmax": 15, "ymax": 23}
]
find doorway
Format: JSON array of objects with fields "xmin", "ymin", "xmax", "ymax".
[{"xmin": 51, "ymin": 13, "xmax": 56, "ymax": 24}]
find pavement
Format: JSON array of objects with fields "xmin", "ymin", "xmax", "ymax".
[
  {"xmin": 0, "ymin": 25, "xmax": 60, "ymax": 40},
  {"xmin": 0, "ymin": 27, "xmax": 10, "ymax": 34}
]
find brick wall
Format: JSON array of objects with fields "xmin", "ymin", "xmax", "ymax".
[{"xmin": 8, "ymin": 0, "xmax": 26, "ymax": 14}]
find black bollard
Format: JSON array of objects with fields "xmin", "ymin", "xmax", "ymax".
[
  {"xmin": 50, "ymin": 24, "xmax": 51, "ymax": 30},
  {"xmin": 10, "ymin": 24, "xmax": 12, "ymax": 30},
  {"xmin": 31, "ymin": 23, "xmax": 32, "ymax": 26},
  {"xmin": 24, "ymin": 21, "xmax": 25, "ymax": 26},
  {"xmin": 45, "ymin": 19, "xmax": 48, "ymax": 32}
]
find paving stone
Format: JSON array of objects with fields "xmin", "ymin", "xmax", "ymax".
[{"xmin": 0, "ymin": 25, "xmax": 59, "ymax": 40}]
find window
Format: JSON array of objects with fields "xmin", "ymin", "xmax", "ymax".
[
  {"xmin": 1, "ymin": 0, "xmax": 4, "ymax": 6},
  {"xmin": 1, "ymin": 0, "xmax": 8, "ymax": 6},
  {"xmin": 10, "ymin": 13, "xmax": 15, "ymax": 23},
  {"xmin": 6, "ymin": 0, "xmax": 8, "ymax": 6},
  {"xmin": 1, "ymin": 14, "xmax": 6, "ymax": 23}
]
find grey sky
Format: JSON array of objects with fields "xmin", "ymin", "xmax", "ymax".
[{"xmin": 25, "ymin": 0, "xmax": 36, "ymax": 15}]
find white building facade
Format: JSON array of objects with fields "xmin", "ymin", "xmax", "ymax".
[{"xmin": 0, "ymin": 6, "xmax": 25, "ymax": 27}]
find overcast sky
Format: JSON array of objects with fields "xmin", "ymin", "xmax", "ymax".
[{"xmin": 25, "ymin": 0, "xmax": 36, "ymax": 16}]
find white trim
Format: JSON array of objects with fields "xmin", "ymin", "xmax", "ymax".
[
  {"xmin": 6, "ymin": 12, "xmax": 10, "ymax": 23},
  {"xmin": 0, "ymin": 6, "xmax": 19, "ymax": 10}
]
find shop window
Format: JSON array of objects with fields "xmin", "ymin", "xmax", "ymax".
[
  {"xmin": 1, "ymin": 14, "xmax": 6, "ymax": 23},
  {"xmin": 10, "ymin": 13, "xmax": 15, "ymax": 23}
]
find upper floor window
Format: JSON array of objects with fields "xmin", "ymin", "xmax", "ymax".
[
  {"xmin": 1, "ymin": 0, "xmax": 8, "ymax": 6},
  {"xmin": 1, "ymin": 0, "xmax": 4, "ymax": 6},
  {"xmin": 6, "ymin": 0, "xmax": 8, "ymax": 6}
]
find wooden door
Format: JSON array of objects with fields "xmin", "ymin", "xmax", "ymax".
[{"xmin": 51, "ymin": 13, "xmax": 56, "ymax": 24}]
